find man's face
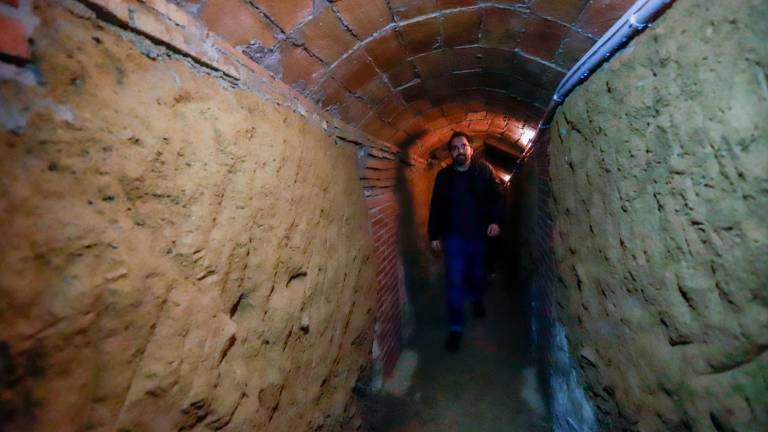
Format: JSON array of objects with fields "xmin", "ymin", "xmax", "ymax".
[{"xmin": 449, "ymin": 136, "xmax": 473, "ymax": 166}]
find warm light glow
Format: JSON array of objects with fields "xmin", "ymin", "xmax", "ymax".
[
  {"xmin": 520, "ymin": 127, "xmax": 537, "ymax": 147},
  {"xmin": 501, "ymin": 173, "xmax": 511, "ymax": 182}
]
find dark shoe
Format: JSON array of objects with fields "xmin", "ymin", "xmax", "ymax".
[
  {"xmin": 444, "ymin": 331, "xmax": 462, "ymax": 352},
  {"xmin": 472, "ymin": 302, "xmax": 486, "ymax": 319}
]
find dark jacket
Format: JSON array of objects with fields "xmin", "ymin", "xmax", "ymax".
[{"xmin": 428, "ymin": 159, "xmax": 504, "ymax": 241}]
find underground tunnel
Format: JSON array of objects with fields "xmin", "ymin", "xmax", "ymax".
[{"xmin": 0, "ymin": 0, "xmax": 766, "ymax": 431}]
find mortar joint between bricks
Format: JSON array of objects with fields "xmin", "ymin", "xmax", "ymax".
[{"xmin": 329, "ymin": 2, "xmax": 361, "ymax": 41}]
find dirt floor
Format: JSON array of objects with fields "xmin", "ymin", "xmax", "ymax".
[{"xmin": 362, "ymin": 257, "xmax": 551, "ymax": 432}]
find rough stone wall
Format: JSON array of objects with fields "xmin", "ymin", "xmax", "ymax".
[
  {"xmin": 0, "ymin": 3, "xmax": 377, "ymax": 431},
  {"xmin": 549, "ymin": 0, "xmax": 768, "ymax": 430}
]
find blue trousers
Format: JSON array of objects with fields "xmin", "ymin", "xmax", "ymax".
[{"xmin": 442, "ymin": 235, "xmax": 487, "ymax": 331}]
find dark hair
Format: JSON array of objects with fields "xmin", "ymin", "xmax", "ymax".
[{"xmin": 447, "ymin": 131, "xmax": 471, "ymax": 149}]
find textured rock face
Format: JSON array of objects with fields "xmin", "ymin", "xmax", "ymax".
[
  {"xmin": 549, "ymin": 0, "xmax": 767, "ymax": 430},
  {"xmin": 0, "ymin": 5, "xmax": 376, "ymax": 432}
]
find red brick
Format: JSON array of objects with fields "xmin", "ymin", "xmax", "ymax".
[
  {"xmin": 389, "ymin": 0, "xmax": 438, "ymax": 21},
  {"xmin": 379, "ymin": 306, "xmax": 400, "ymax": 330},
  {"xmin": 274, "ymin": 44, "xmax": 325, "ymax": 91},
  {"xmin": 428, "ymin": 116, "xmax": 451, "ymax": 130},
  {"xmin": 505, "ymin": 117, "xmax": 526, "ymax": 132},
  {"xmin": 297, "ymin": 5, "xmax": 358, "ymax": 64},
  {"xmin": 481, "ymin": 47, "xmax": 514, "ymax": 69},
  {"xmin": 362, "ymin": 177, "xmax": 397, "ymax": 188},
  {"xmin": 450, "ymin": 46, "xmax": 483, "ymax": 71},
  {"xmin": 468, "ymin": 119, "xmax": 491, "ymax": 130},
  {"xmin": 487, "ymin": 50, "xmax": 554, "ymax": 88},
  {"xmin": 480, "ymin": 7, "xmax": 526, "ymax": 48},
  {"xmin": 338, "ymin": 93, "xmax": 372, "ymax": 126},
  {"xmin": 373, "ymin": 225, "xmax": 396, "ymax": 243},
  {"xmin": 403, "ymin": 116, "xmax": 427, "ymax": 135},
  {"xmin": 450, "ymin": 120, "xmax": 470, "ymax": 132},
  {"xmin": 396, "ymin": 131, "xmax": 414, "ymax": 145},
  {"xmin": 254, "ymin": 0, "xmax": 313, "ymax": 32},
  {"xmin": 419, "ymin": 131, "xmax": 440, "ymax": 147},
  {"xmin": 375, "ymin": 93, "xmax": 407, "ymax": 122},
  {"xmin": 424, "ymin": 79, "xmax": 455, "ymax": 104},
  {"xmin": 382, "ymin": 298, "xmax": 400, "ymax": 318},
  {"xmin": 554, "ymin": 29, "xmax": 595, "ymax": 68},
  {"xmin": 376, "ymin": 256, "xmax": 392, "ymax": 272},
  {"xmin": 364, "ymin": 29, "xmax": 408, "ymax": 72},
  {"xmin": 382, "ymin": 251, "xmax": 399, "ymax": 273},
  {"xmin": 335, "ymin": 0, "xmax": 392, "ymax": 39},
  {"xmin": 576, "ymin": 0, "xmax": 634, "ymax": 36},
  {"xmin": 313, "ymin": 76, "xmax": 348, "ymax": 109},
  {"xmin": 386, "ymin": 62, "xmax": 418, "ymax": 88},
  {"xmin": 201, "ymin": 0, "xmax": 277, "ymax": 48},
  {"xmin": 412, "ymin": 49, "xmax": 451, "ymax": 79},
  {"xmin": 441, "ymin": 9, "xmax": 482, "ymax": 47},
  {"xmin": 369, "ymin": 207, "xmax": 395, "ymax": 224},
  {"xmin": 398, "ymin": 17, "xmax": 441, "ymax": 56},
  {"xmin": 442, "ymin": 103, "xmax": 466, "ymax": 117},
  {"xmin": 452, "ymin": 70, "xmax": 482, "ymax": 89},
  {"xmin": 371, "ymin": 126, "xmax": 398, "ymax": 143},
  {"xmin": 360, "ymin": 114, "xmax": 389, "ymax": 138},
  {"xmin": 518, "ymin": 15, "xmax": 569, "ymax": 60},
  {"xmin": 483, "ymin": 71, "xmax": 517, "ymax": 91},
  {"xmin": 369, "ymin": 204, "xmax": 396, "ymax": 221},
  {"xmin": 466, "ymin": 111, "xmax": 486, "ymax": 120},
  {"xmin": 364, "ymin": 159, "xmax": 397, "ymax": 174},
  {"xmin": 438, "ymin": 0, "xmax": 479, "ymax": 8},
  {"xmin": 421, "ymin": 107, "xmax": 444, "ymax": 123},
  {"xmin": 0, "ymin": 14, "xmax": 29, "ymax": 60},
  {"xmin": 408, "ymin": 98, "xmax": 434, "ymax": 114},
  {"xmin": 360, "ymin": 76, "xmax": 393, "ymax": 106},
  {"xmin": 331, "ymin": 49, "xmax": 379, "ymax": 91},
  {"xmin": 390, "ymin": 108, "xmax": 417, "ymax": 129},
  {"xmin": 530, "ymin": 0, "xmax": 590, "ymax": 24},
  {"xmin": 467, "ymin": 92, "xmax": 488, "ymax": 110},
  {"xmin": 398, "ymin": 80, "xmax": 426, "ymax": 103},
  {"xmin": 508, "ymin": 79, "xmax": 548, "ymax": 106},
  {"xmin": 442, "ymin": 114, "xmax": 464, "ymax": 128},
  {"xmin": 374, "ymin": 234, "xmax": 396, "ymax": 254},
  {"xmin": 489, "ymin": 115, "xmax": 509, "ymax": 130},
  {"xmin": 540, "ymin": 68, "xmax": 566, "ymax": 91}
]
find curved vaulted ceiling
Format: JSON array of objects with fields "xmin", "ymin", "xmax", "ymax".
[{"xmin": 194, "ymin": 0, "xmax": 634, "ymax": 163}]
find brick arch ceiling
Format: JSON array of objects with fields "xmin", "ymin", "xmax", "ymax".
[{"xmin": 195, "ymin": 0, "xmax": 634, "ymax": 162}]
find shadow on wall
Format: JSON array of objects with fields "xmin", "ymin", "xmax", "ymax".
[
  {"xmin": 507, "ymin": 130, "xmax": 598, "ymax": 432},
  {"xmin": 394, "ymin": 132, "xmax": 430, "ymax": 340}
]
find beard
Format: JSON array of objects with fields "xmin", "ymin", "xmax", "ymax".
[{"xmin": 453, "ymin": 154, "xmax": 468, "ymax": 165}]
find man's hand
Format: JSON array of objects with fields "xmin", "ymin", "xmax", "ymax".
[
  {"xmin": 487, "ymin": 224, "xmax": 501, "ymax": 237},
  {"xmin": 431, "ymin": 240, "xmax": 441, "ymax": 252}
]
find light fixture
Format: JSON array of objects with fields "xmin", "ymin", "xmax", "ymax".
[{"xmin": 501, "ymin": 173, "xmax": 511, "ymax": 182}]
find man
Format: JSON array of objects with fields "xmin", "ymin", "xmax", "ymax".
[{"xmin": 428, "ymin": 131, "xmax": 503, "ymax": 352}]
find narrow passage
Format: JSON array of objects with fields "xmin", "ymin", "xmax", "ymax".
[{"xmin": 363, "ymin": 257, "xmax": 550, "ymax": 432}]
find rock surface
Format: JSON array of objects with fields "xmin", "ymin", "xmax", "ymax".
[
  {"xmin": 549, "ymin": 0, "xmax": 767, "ymax": 430},
  {"xmin": 0, "ymin": 4, "xmax": 376, "ymax": 431}
]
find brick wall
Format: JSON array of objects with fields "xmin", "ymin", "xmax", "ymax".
[
  {"xmin": 0, "ymin": 0, "xmax": 33, "ymax": 64},
  {"xmin": 358, "ymin": 143, "xmax": 406, "ymax": 377},
  {"xmin": 508, "ymin": 129, "xmax": 597, "ymax": 430},
  {"xmin": 508, "ymin": 129, "xmax": 555, "ymax": 364}
]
